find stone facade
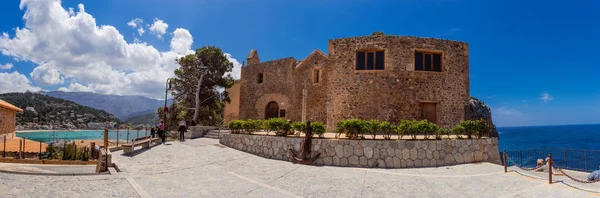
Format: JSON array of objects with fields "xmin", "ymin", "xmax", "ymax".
[
  {"xmin": 0, "ymin": 100, "xmax": 23, "ymax": 140},
  {"xmin": 220, "ymin": 134, "xmax": 501, "ymax": 168},
  {"xmin": 187, "ymin": 126, "xmax": 219, "ymax": 139},
  {"xmin": 230, "ymin": 35, "xmax": 469, "ymax": 130}
]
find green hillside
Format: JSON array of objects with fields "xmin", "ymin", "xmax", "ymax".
[
  {"xmin": 124, "ymin": 112, "xmax": 158, "ymax": 126},
  {"xmin": 0, "ymin": 92, "xmax": 120, "ymax": 129}
]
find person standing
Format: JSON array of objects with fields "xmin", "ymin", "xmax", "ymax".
[
  {"xmin": 178, "ymin": 120, "xmax": 187, "ymax": 141},
  {"xmin": 150, "ymin": 127, "xmax": 156, "ymax": 138},
  {"xmin": 159, "ymin": 121, "xmax": 165, "ymax": 143}
]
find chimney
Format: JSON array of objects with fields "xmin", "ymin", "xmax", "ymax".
[{"xmin": 246, "ymin": 49, "xmax": 260, "ymax": 65}]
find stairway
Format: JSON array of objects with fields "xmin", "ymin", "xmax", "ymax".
[{"xmin": 203, "ymin": 130, "xmax": 227, "ymax": 139}]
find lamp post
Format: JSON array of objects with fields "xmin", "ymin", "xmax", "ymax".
[{"xmin": 163, "ymin": 78, "xmax": 174, "ymax": 143}]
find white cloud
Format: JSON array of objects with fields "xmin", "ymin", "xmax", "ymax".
[
  {"xmin": 494, "ymin": 106, "xmax": 522, "ymax": 117},
  {"xmin": 225, "ymin": 53, "xmax": 241, "ymax": 80},
  {"xmin": 0, "ymin": 71, "xmax": 41, "ymax": 93},
  {"xmin": 149, "ymin": 18, "xmax": 168, "ymax": 39},
  {"xmin": 0, "ymin": 63, "xmax": 13, "ymax": 70},
  {"xmin": 127, "ymin": 18, "xmax": 143, "ymax": 28},
  {"xmin": 30, "ymin": 63, "xmax": 64, "ymax": 86},
  {"xmin": 170, "ymin": 28, "xmax": 193, "ymax": 54},
  {"xmin": 540, "ymin": 93, "xmax": 554, "ymax": 102},
  {"xmin": 0, "ymin": 1, "xmax": 240, "ymax": 99},
  {"xmin": 137, "ymin": 27, "xmax": 145, "ymax": 36}
]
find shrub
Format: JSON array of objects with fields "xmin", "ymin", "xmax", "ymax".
[
  {"xmin": 396, "ymin": 120, "xmax": 412, "ymax": 140},
  {"xmin": 364, "ymin": 120, "xmax": 379, "ymax": 139},
  {"xmin": 436, "ymin": 127, "xmax": 450, "ymax": 140},
  {"xmin": 344, "ymin": 119, "xmax": 364, "ymax": 139},
  {"xmin": 452, "ymin": 125, "xmax": 466, "ymax": 139},
  {"xmin": 310, "ymin": 122, "xmax": 327, "ymax": 138},
  {"xmin": 243, "ymin": 119, "xmax": 264, "ymax": 134},
  {"xmin": 335, "ymin": 120, "xmax": 348, "ymax": 138},
  {"xmin": 266, "ymin": 118, "xmax": 291, "ymax": 136},
  {"xmin": 473, "ymin": 119, "xmax": 490, "ymax": 139},
  {"xmin": 379, "ymin": 121, "xmax": 395, "ymax": 140},
  {"xmin": 228, "ymin": 120, "xmax": 245, "ymax": 134},
  {"xmin": 292, "ymin": 122, "xmax": 307, "ymax": 134}
]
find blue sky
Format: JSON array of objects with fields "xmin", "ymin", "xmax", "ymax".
[{"xmin": 0, "ymin": 0, "xmax": 599, "ymax": 127}]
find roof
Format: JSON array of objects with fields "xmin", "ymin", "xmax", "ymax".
[
  {"xmin": 0, "ymin": 100, "xmax": 23, "ymax": 112},
  {"xmin": 294, "ymin": 49, "xmax": 328, "ymax": 69},
  {"xmin": 247, "ymin": 49, "xmax": 258, "ymax": 59}
]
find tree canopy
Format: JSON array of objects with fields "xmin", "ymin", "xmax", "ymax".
[{"xmin": 169, "ymin": 46, "xmax": 235, "ymax": 126}]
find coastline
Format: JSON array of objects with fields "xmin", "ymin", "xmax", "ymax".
[{"xmin": 16, "ymin": 129, "xmax": 120, "ymax": 133}]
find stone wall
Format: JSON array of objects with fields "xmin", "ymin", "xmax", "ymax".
[
  {"xmin": 0, "ymin": 108, "xmax": 17, "ymax": 138},
  {"xmin": 220, "ymin": 134, "xmax": 501, "ymax": 168},
  {"xmin": 233, "ymin": 35, "xmax": 469, "ymax": 130},
  {"xmin": 327, "ymin": 36, "xmax": 469, "ymax": 130},
  {"xmin": 187, "ymin": 126, "xmax": 219, "ymax": 139}
]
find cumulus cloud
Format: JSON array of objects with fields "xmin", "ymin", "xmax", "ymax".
[
  {"xmin": 0, "ymin": 0, "xmax": 241, "ymax": 99},
  {"xmin": 0, "ymin": 63, "xmax": 13, "ymax": 70},
  {"xmin": 0, "ymin": 71, "xmax": 41, "ymax": 93},
  {"xmin": 170, "ymin": 28, "xmax": 193, "ymax": 54},
  {"xmin": 149, "ymin": 18, "xmax": 168, "ymax": 39},
  {"xmin": 225, "ymin": 53, "xmax": 242, "ymax": 80},
  {"xmin": 30, "ymin": 63, "xmax": 64, "ymax": 86},
  {"xmin": 137, "ymin": 27, "xmax": 144, "ymax": 36},
  {"xmin": 127, "ymin": 18, "xmax": 143, "ymax": 28},
  {"xmin": 540, "ymin": 93, "xmax": 554, "ymax": 102}
]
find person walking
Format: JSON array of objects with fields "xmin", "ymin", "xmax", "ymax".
[
  {"xmin": 159, "ymin": 121, "xmax": 165, "ymax": 144},
  {"xmin": 178, "ymin": 120, "xmax": 187, "ymax": 141},
  {"xmin": 150, "ymin": 127, "xmax": 156, "ymax": 138}
]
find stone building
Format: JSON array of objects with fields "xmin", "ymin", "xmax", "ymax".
[
  {"xmin": 225, "ymin": 35, "xmax": 469, "ymax": 130},
  {"xmin": 0, "ymin": 100, "xmax": 23, "ymax": 139}
]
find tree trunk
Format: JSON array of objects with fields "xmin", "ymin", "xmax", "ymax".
[{"xmin": 193, "ymin": 73, "xmax": 205, "ymax": 122}]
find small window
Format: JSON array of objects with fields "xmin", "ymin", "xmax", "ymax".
[
  {"xmin": 356, "ymin": 50, "xmax": 384, "ymax": 70},
  {"xmin": 257, "ymin": 73, "xmax": 263, "ymax": 83},
  {"xmin": 415, "ymin": 51, "xmax": 442, "ymax": 72},
  {"xmin": 313, "ymin": 69, "xmax": 320, "ymax": 83},
  {"xmin": 279, "ymin": 109, "xmax": 286, "ymax": 117}
]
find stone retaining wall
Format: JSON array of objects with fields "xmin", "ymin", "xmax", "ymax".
[
  {"xmin": 187, "ymin": 126, "xmax": 218, "ymax": 139},
  {"xmin": 220, "ymin": 134, "xmax": 501, "ymax": 168}
]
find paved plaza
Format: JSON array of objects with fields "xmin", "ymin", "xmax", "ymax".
[{"xmin": 0, "ymin": 138, "xmax": 597, "ymax": 197}]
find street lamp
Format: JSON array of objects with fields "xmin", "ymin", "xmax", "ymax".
[{"xmin": 163, "ymin": 78, "xmax": 174, "ymax": 143}]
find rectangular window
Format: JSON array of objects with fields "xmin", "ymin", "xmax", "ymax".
[
  {"xmin": 356, "ymin": 52, "xmax": 365, "ymax": 70},
  {"xmin": 375, "ymin": 51, "xmax": 384, "ymax": 70},
  {"xmin": 415, "ymin": 51, "xmax": 442, "ymax": 72},
  {"xmin": 313, "ymin": 69, "xmax": 320, "ymax": 83},
  {"xmin": 257, "ymin": 73, "xmax": 263, "ymax": 83},
  {"xmin": 356, "ymin": 50, "xmax": 384, "ymax": 70},
  {"xmin": 279, "ymin": 109, "xmax": 286, "ymax": 117}
]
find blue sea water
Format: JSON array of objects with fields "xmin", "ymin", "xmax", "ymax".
[
  {"xmin": 498, "ymin": 124, "xmax": 600, "ymax": 151},
  {"xmin": 16, "ymin": 130, "xmax": 151, "ymax": 143},
  {"xmin": 498, "ymin": 124, "xmax": 600, "ymax": 172}
]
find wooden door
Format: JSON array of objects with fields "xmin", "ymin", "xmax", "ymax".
[
  {"xmin": 265, "ymin": 101, "xmax": 279, "ymax": 119},
  {"xmin": 422, "ymin": 103, "xmax": 437, "ymax": 124}
]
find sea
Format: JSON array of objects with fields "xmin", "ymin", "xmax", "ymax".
[
  {"xmin": 498, "ymin": 124, "xmax": 600, "ymax": 172},
  {"xmin": 498, "ymin": 124, "xmax": 600, "ymax": 151}
]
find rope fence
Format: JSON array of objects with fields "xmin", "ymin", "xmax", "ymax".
[{"xmin": 503, "ymin": 149, "xmax": 600, "ymax": 185}]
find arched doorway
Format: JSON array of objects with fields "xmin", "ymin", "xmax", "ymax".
[{"xmin": 265, "ymin": 101, "xmax": 279, "ymax": 119}]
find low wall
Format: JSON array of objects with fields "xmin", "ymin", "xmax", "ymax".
[
  {"xmin": 220, "ymin": 134, "xmax": 501, "ymax": 168},
  {"xmin": 187, "ymin": 126, "xmax": 218, "ymax": 139}
]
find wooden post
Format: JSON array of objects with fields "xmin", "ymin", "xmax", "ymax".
[
  {"xmin": 23, "ymin": 138, "xmax": 26, "ymax": 154},
  {"xmin": 503, "ymin": 149, "xmax": 507, "ymax": 172},
  {"xmin": 62, "ymin": 141, "xmax": 66, "ymax": 160},
  {"xmin": 547, "ymin": 153, "xmax": 552, "ymax": 184},
  {"xmin": 90, "ymin": 142, "xmax": 96, "ymax": 160},
  {"xmin": 74, "ymin": 142, "xmax": 77, "ymax": 160},
  {"xmin": 127, "ymin": 128, "xmax": 130, "ymax": 143},
  {"xmin": 137, "ymin": 128, "xmax": 139, "ymax": 139},
  {"xmin": 104, "ymin": 129, "xmax": 108, "ymax": 171},
  {"xmin": 39, "ymin": 142, "xmax": 42, "ymax": 160},
  {"xmin": 18, "ymin": 139, "xmax": 22, "ymax": 159},
  {"xmin": 116, "ymin": 128, "xmax": 120, "ymax": 147},
  {"xmin": 3, "ymin": 136, "xmax": 5, "ymax": 158}
]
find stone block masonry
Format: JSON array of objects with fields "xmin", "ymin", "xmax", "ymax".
[{"xmin": 220, "ymin": 134, "xmax": 501, "ymax": 168}]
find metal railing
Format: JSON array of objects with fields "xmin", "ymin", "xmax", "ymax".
[{"xmin": 501, "ymin": 148, "xmax": 600, "ymax": 173}]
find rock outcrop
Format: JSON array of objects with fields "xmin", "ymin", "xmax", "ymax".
[{"xmin": 466, "ymin": 97, "xmax": 499, "ymax": 139}]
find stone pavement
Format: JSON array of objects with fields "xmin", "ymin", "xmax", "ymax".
[{"xmin": 0, "ymin": 138, "xmax": 597, "ymax": 197}]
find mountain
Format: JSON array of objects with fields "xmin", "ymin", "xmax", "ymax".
[
  {"xmin": 124, "ymin": 112, "xmax": 158, "ymax": 126},
  {"xmin": 0, "ymin": 92, "xmax": 120, "ymax": 129},
  {"xmin": 41, "ymin": 91, "xmax": 169, "ymax": 120}
]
